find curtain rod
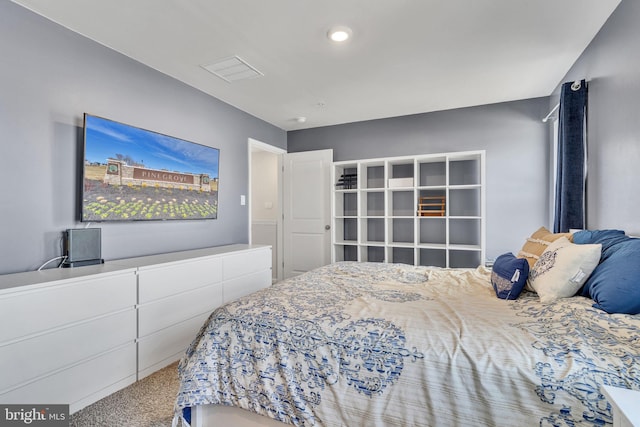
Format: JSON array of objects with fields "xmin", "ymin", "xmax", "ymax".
[
  {"xmin": 542, "ymin": 80, "xmax": 583, "ymax": 123},
  {"xmin": 542, "ymin": 103, "xmax": 559, "ymax": 123}
]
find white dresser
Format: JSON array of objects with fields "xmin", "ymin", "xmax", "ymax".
[
  {"xmin": 0, "ymin": 244, "xmax": 271, "ymax": 413},
  {"xmin": 111, "ymin": 244, "xmax": 272, "ymax": 379},
  {"xmin": 0, "ymin": 264, "xmax": 138, "ymax": 413}
]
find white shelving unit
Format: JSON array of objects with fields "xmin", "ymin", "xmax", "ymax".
[{"xmin": 332, "ymin": 150, "xmax": 485, "ymax": 268}]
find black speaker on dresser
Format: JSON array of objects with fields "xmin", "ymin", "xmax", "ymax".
[{"xmin": 62, "ymin": 228, "xmax": 104, "ymax": 268}]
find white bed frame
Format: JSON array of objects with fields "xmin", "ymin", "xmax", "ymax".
[{"xmin": 191, "ymin": 405, "xmax": 289, "ymax": 427}]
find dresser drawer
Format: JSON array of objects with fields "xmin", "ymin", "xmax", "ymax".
[
  {"xmin": 138, "ymin": 282, "xmax": 223, "ymax": 337},
  {"xmin": 223, "ymin": 247, "xmax": 271, "ymax": 280},
  {"xmin": 0, "ymin": 271, "xmax": 136, "ymax": 344},
  {"xmin": 0, "ymin": 308, "xmax": 136, "ymax": 393},
  {"xmin": 138, "ymin": 312, "xmax": 210, "ymax": 379},
  {"xmin": 224, "ymin": 269, "xmax": 271, "ymax": 303},
  {"xmin": 0, "ymin": 343, "xmax": 137, "ymax": 414},
  {"xmin": 138, "ymin": 256, "xmax": 223, "ymax": 304}
]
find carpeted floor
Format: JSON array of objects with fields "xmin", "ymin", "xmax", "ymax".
[{"xmin": 69, "ymin": 362, "xmax": 179, "ymax": 427}]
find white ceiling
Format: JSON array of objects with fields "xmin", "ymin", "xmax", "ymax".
[{"xmin": 13, "ymin": 0, "xmax": 621, "ymax": 131}]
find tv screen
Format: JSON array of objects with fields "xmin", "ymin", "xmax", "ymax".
[{"xmin": 82, "ymin": 114, "xmax": 219, "ymax": 221}]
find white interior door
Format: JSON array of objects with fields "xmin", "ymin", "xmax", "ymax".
[{"xmin": 283, "ymin": 149, "xmax": 333, "ymax": 278}]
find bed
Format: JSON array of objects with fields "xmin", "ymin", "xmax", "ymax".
[{"xmin": 172, "ymin": 241, "xmax": 640, "ymax": 427}]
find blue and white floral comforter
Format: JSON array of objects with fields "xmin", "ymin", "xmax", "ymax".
[{"xmin": 174, "ymin": 262, "xmax": 640, "ymax": 426}]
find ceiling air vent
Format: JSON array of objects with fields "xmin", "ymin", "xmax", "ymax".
[{"xmin": 201, "ymin": 55, "xmax": 264, "ymax": 82}]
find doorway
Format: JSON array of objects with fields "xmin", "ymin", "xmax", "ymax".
[{"xmin": 248, "ymin": 138, "xmax": 285, "ymax": 282}]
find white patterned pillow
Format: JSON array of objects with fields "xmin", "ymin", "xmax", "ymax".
[{"xmin": 529, "ymin": 237, "xmax": 601, "ymax": 303}]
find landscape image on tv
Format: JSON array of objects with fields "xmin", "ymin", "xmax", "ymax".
[{"xmin": 82, "ymin": 114, "xmax": 219, "ymax": 221}]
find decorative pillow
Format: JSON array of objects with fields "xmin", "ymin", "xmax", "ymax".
[
  {"xmin": 517, "ymin": 226, "xmax": 573, "ymax": 270},
  {"xmin": 528, "ymin": 237, "xmax": 601, "ymax": 303},
  {"xmin": 572, "ymin": 229, "xmax": 627, "ymax": 264},
  {"xmin": 573, "ymin": 230, "xmax": 640, "ymax": 314},
  {"xmin": 490, "ymin": 253, "xmax": 529, "ymax": 300},
  {"xmin": 517, "ymin": 226, "xmax": 573, "ymax": 291}
]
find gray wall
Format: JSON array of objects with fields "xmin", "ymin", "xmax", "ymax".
[
  {"xmin": 553, "ymin": 0, "xmax": 640, "ymax": 236},
  {"xmin": 7, "ymin": 0, "xmax": 634, "ymax": 275},
  {"xmin": 0, "ymin": 2, "xmax": 286, "ymax": 275},
  {"xmin": 288, "ymin": 98, "xmax": 552, "ymax": 260}
]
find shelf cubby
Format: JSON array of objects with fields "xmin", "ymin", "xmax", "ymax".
[
  {"xmin": 361, "ymin": 163, "xmax": 385, "ymax": 189},
  {"xmin": 335, "ymin": 191, "xmax": 357, "ymax": 217},
  {"xmin": 449, "ymin": 250, "xmax": 481, "ymax": 269},
  {"xmin": 449, "ymin": 188, "xmax": 481, "ymax": 217},
  {"xmin": 419, "ymin": 248, "xmax": 447, "ymax": 268},
  {"xmin": 334, "ymin": 165, "xmax": 358, "ymax": 190},
  {"xmin": 417, "ymin": 189, "xmax": 446, "ymax": 217},
  {"xmin": 391, "ymin": 247, "xmax": 415, "ymax": 265},
  {"xmin": 361, "ymin": 246, "xmax": 386, "ymax": 263},
  {"xmin": 362, "ymin": 218, "xmax": 385, "ymax": 243},
  {"xmin": 334, "ymin": 244, "xmax": 358, "ymax": 262},
  {"xmin": 388, "ymin": 161, "xmax": 414, "ymax": 188},
  {"xmin": 419, "ymin": 217, "xmax": 446, "ymax": 245},
  {"xmin": 389, "ymin": 190, "xmax": 415, "ymax": 216},
  {"xmin": 334, "ymin": 218, "xmax": 358, "ymax": 244},
  {"xmin": 449, "ymin": 218, "xmax": 481, "ymax": 247},
  {"xmin": 418, "ymin": 158, "xmax": 446, "ymax": 187},
  {"xmin": 389, "ymin": 218, "xmax": 414, "ymax": 244},
  {"xmin": 362, "ymin": 191, "xmax": 385, "ymax": 216},
  {"xmin": 449, "ymin": 157, "xmax": 481, "ymax": 186},
  {"xmin": 390, "ymin": 162, "xmax": 414, "ymax": 178}
]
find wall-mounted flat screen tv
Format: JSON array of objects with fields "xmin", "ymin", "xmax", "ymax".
[{"xmin": 82, "ymin": 113, "xmax": 219, "ymax": 221}]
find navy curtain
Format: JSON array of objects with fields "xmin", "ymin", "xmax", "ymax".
[{"xmin": 553, "ymin": 79, "xmax": 587, "ymax": 233}]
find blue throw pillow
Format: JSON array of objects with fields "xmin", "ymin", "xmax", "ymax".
[
  {"xmin": 491, "ymin": 253, "xmax": 529, "ymax": 300},
  {"xmin": 572, "ymin": 229, "xmax": 627, "ymax": 263},
  {"xmin": 573, "ymin": 230, "xmax": 640, "ymax": 315}
]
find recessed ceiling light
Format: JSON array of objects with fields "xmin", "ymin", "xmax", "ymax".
[
  {"xmin": 294, "ymin": 117, "xmax": 307, "ymax": 123},
  {"xmin": 327, "ymin": 26, "xmax": 352, "ymax": 43}
]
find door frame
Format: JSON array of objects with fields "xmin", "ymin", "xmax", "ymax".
[{"xmin": 248, "ymin": 138, "xmax": 286, "ymax": 281}]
